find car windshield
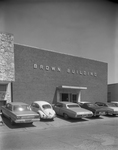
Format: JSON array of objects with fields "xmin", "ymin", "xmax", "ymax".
[
  {"xmin": 87, "ymin": 103, "xmax": 95, "ymax": 107},
  {"xmin": 67, "ymin": 104, "xmax": 79, "ymax": 108},
  {"xmin": 97, "ymin": 103, "xmax": 108, "ymax": 107},
  {"xmin": 13, "ymin": 105, "xmax": 30, "ymax": 111},
  {"xmin": 42, "ymin": 104, "xmax": 51, "ymax": 109}
]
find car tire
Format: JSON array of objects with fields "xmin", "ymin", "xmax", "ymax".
[
  {"xmin": 96, "ymin": 115, "xmax": 100, "ymax": 118},
  {"xmin": 63, "ymin": 113, "xmax": 69, "ymax": 120},
  {"xmin": 38, "ymin": 112, "xmax": 42, "ymax": 120},
  {"xmin": 51, "ymin": 118, "xmax": 54, "ymax": 121}
]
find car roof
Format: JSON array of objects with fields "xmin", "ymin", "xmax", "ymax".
[
  {"xmin": 111, "ymin": 101, "xmax": 118, "ymax": 103},
  {"xmin": 95, "ymin": 102, "xmax": 106, "ymax": 104},
  {"xmin": 8, "ymin": 102, "xmax": 28, "ymax": 106},
  {"xmin": 79, "ymin": 101, "xmax": 90, "ymax": 104},
  {"xmin": 57, "ymin": 102, "xmax": 79, "ymax": 105},
  {"xmin": 33, "ymin": 101, "xmax": 50, "ymax": 105}
]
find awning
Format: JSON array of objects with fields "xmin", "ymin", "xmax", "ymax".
[{"xmin": 58, "ymin": 85, "xmax": 87, "ymax": 90}]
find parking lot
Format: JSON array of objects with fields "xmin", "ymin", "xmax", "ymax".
[
  {"xmin": 0, "ymin": 114, "xmax": 118, "ymax": 133},
  {"xmin": 1, "ymin": 114, "xmax": 118, "ymax": 150}
]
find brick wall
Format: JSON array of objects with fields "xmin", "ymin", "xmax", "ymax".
[
  {"xmin": 108, "ymin": 84, "xmax": 118, "ymax": 102},
  {"xmin": 13, "ymin": 44, "xmax": 107, "ymax": 104}
]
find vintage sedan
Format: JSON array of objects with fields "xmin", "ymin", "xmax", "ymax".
[
  {"xmin": 1, "ymin": 102, "xmax": 40, "ymax": 125},
  {"xmin": 79, "ymin": 101, "xmax": 113, "ymax": 117},
  {"xmin": 53, "ymin": 102, "xmax": 93, "ymax": 119},
  {"xmin": 95, "ymin": 102, "xmax": 118, "ymax": 116},
  {"xmin": 30, "ymin": 101, "xmax": 56, "ymax": 120}
]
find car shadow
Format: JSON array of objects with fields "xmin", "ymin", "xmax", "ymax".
[
  {"xmin": 56, "ymin": 115, "xmax": 88, "ymax": 123},
  {"xmin": 86, "ymin": 116, "xmax": 104, "ymax": 120},
  {"xmin": 1, "ymin": 115, "xmax": 36, "ymax": 129},
  {"xmin": 103, "ymin": 114, "xmax": 118, "ymax": 118},
  {"xmin": 40, "ymin": 119, "xmax": 54, "ymax": 122}
]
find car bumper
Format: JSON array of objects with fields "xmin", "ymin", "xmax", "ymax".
[
  {"xmin": 113, "ymin": 111, "xmax": 118, "ymax": 115},
  {"xmin": 94, "ymin": 111, "xmax": 109, "ymax": 116},
  {"xmin": 14, "ymin": 118, "xmax": 40, "ymax": 123},
  {"xmin": 76, "ymin": 113, "xmax": 93, "ymax": 118},
  {"xmin": 41, "ymin": 115, "xmax": 56, "ymax": 119}
]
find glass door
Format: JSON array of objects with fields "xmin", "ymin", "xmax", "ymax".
[{"xmin": 70, "ymin": 94, "xmax": 78, "ymax": 103}]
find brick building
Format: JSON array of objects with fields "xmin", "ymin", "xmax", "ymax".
[
  {"xmin": 108, "ymin": 84, "xmax": 118, "ymax": 102},
  {"xmin": 0, "ymin": 33, "xmax": 108, "ymax": 105}
]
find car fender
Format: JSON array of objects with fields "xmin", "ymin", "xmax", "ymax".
[
  {"xmin": 64, "ymin": 109, "xmax": 76, "ymax": 118},
  {"xmin": 1, "ymin": 107, "xmax": 11, "ymax": 118},
  {"xmin": 37, "ymin": 110, "xmax": 46, "ymax": 118}
]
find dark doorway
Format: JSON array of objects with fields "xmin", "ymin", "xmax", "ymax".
[{"xmin": 0, "ymin": 84, "xmax": 7, "ymax": 100}]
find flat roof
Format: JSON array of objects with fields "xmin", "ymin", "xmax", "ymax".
[{"xmin": 58, "ymin": 85, "xmax": 87, "ymax": 90}]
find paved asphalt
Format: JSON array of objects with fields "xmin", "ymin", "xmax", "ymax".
[
  {"xmin": 0, "ymin": 114, "xmax": 117, "ymax": 132},
  {"xmin": 0, "ymin": 115, "xmax": 118, "ymax": 150}
]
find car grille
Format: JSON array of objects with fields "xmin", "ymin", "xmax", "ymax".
[{"xmin": 77, "ymin": 114, "xmax": 87, "ymax": 118}]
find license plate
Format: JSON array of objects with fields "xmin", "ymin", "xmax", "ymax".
[{"xmin": 25, "ymin": 120, "xmax": 32, "ymax": 122}]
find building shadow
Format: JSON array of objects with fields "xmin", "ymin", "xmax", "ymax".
[
  {"xmin": 52, "ymin": 89, "xmax": 58, "ymax": 104},
  {"xmin": 56, "ymin": 115, "xmax": 88, "ymax": 123},
  {"xmin": 104, "ymin": 114, "xmax": 118, "ymax": 118}
]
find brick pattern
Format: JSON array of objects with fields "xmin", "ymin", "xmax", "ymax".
[
  {"xmin": 13, "ymin": 44, "xmax": 107, "ymax": 104},
  {"xmin": 0, "ymin": 32, "xmax": 15, "ymax": 81}
]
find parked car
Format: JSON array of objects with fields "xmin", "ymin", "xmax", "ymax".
[
  {"xmin": 1, "ymin": 102, "xmax": 40, "ymax": 125},
  {"xmin": 0, "ymin": 112, "xmax": 3, "ymax": 124},
  {"xmin": 53, "ymin": 102, "xmax": 93, "ymax": 119},
  {"xmin": 109, "ymin": 101, "xmax": 118, "ymax": 107},
  {"xmin": 30, "ymin": 101, "xmax": 56, "ymax": 120},
  {"xmin": 95, "ymin": 102, "xmax": 118, "ymax": 116},
  {"xmin": 79, "ymin": 101, "xmax": 113, "ymax": 117}
]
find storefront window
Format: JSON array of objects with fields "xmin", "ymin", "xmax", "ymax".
[{"xmin": 61, "ymin": 93, "xmax": 69, "ymax": 101}]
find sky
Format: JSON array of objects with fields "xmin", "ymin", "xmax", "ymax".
[{"xmin": 0, "ymin": 0, "xmax": 118, "ymax": 84}]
